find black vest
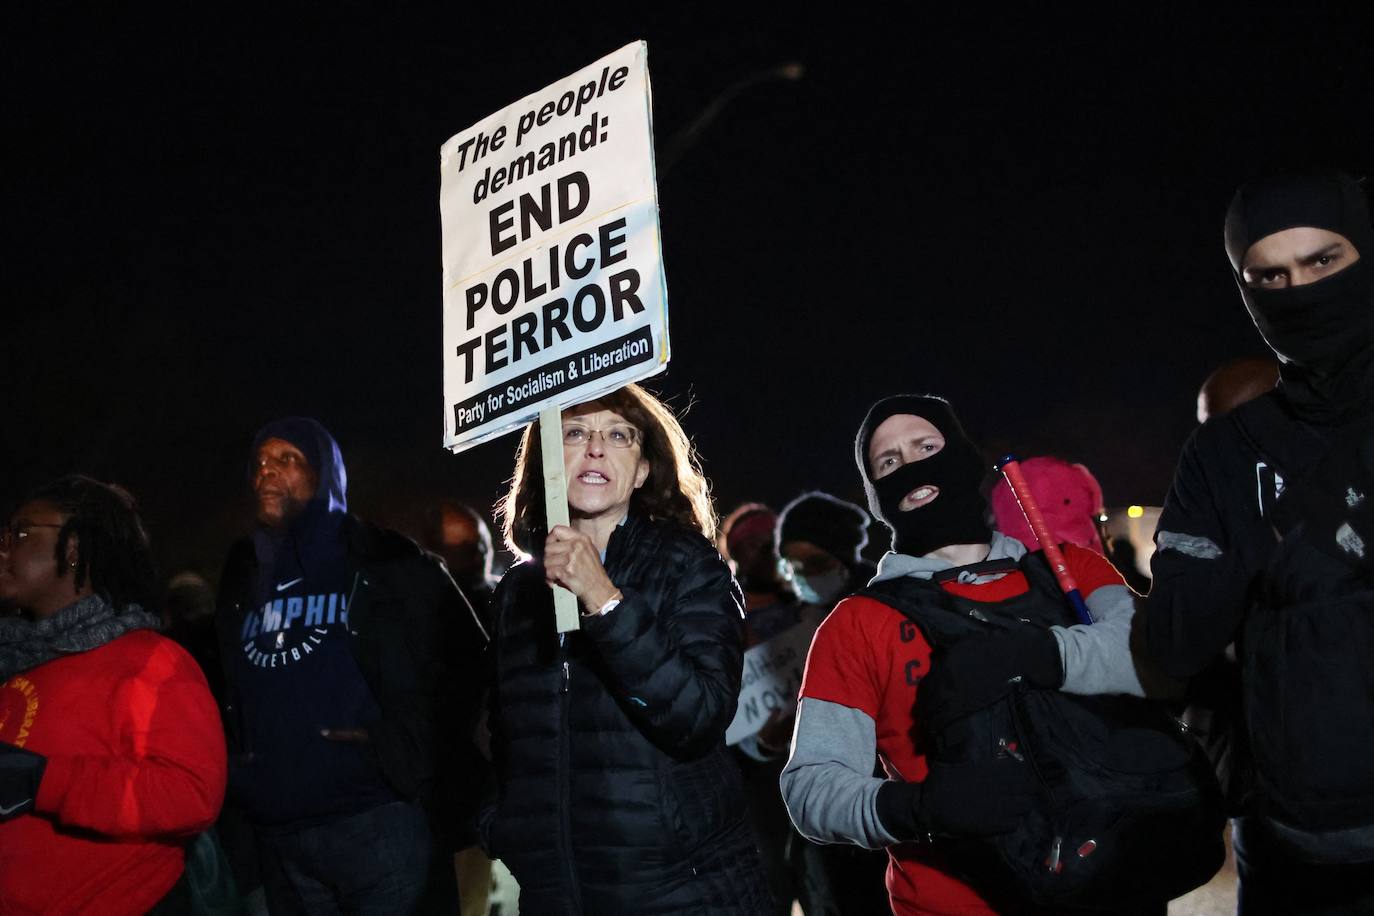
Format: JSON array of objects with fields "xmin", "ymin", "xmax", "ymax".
[{"xmin": 861, "ymin": 553, "xmax": 1224, "ymax": 910}]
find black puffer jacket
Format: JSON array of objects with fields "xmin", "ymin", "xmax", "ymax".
[{"xmin": 483, "ymin": 513, "xmax": 772, "ymax": 915}]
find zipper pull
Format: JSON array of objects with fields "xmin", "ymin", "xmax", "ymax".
[
  {"xmin": 1044, "ymin": 836, "xmax": 1063, "ymax": 874},
  {"xmin": 561, "ymin": 660, "xmax": 570, "ymax": 694},
  {"xmin": 997, "ymin": 737, "xmax": 1025, "ymax": 762}
]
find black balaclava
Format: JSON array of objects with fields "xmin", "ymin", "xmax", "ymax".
[
  {"xmin": 1223, "ymin": 169, "xmax": 1374, "ymax": 374},
  {"xmin": 854, "ymin": 395, "xmax": 991, "ymax": 557}
]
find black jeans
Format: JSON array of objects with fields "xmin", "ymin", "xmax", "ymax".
[
  {"xmin": 1234, "ymin": 817, "xmax": 1374, "ymax": 916},
  {"xmin": 256, "ymin": 801, "xmax": 431, "ymax": 915}
]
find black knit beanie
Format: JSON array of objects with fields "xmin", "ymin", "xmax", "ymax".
[{"xmin": 777, "ymin": 491, "xmax": 870, "ymax": 566}]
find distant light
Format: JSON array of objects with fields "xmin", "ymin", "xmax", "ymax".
[{"xmin": 1127, "ymin": 505, "xmax": 1145, "ymax": 519}]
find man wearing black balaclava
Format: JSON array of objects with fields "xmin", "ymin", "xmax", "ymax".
[
  {"xmin": 781, "ymin": 395, "xmax": 1147, "ymax": 915},
  {"xmin": 215, "ymin": 418, "xmax": 487, "ymax": 915},
  {"xmin": 1142, "ymin": 169, "xmax": 1374, "ymax": 912}
]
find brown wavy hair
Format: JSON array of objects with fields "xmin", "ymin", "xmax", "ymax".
[{"xmin": 498, "ymin": 383, "xmax": 717, "ymax": 554}]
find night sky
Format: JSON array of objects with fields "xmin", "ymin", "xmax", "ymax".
[{"xmin": 5, "ymin": 9, "xmax": 1373, "ymax": 577}]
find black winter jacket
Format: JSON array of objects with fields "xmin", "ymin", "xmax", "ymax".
[
  {"xmin": 1143, "ymin": 391, "xmax": 1359, "ymax": 677},
  {"xmin": 1143, "ymin": 391, "xmax": 1374, "ymax": 816},
  {"xmin": 483, "ymin": 514, "xmax": 772, "ymax": 915},
  {"xmin": 217, "ymin": 516, "xmax": 486, "ymax": 828}
]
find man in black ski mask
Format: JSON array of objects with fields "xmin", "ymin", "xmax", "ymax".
[
  {"xmin": 853, "ymin": 395, "xmax": 1146, "ymax": 715},
  {"xmin": 1224, "ymin": 169, "xmax": 1374, "ymax": 424},
  {"xmin": 780, "ymin": 395, "xmax": 1149, "ymax": 913},
  {"xmin": 856, "ymin": 396, "xmax": 993, "ymax": 559},
  {"xmin": 1143, "ymin": 169, "xmax": 1374, "ymax": 912}
]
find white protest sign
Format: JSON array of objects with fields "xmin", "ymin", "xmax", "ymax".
[
  {"xmin": 440, "ymin": 41, "xmax": 669, "ymax": 453},
  {"xmin": 725, "ymin": 608, "xmax": 826, "ymax": 746}
]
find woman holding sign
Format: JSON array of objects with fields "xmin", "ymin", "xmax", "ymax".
[{"xmin": 481, "ymin": 383, "xmax": 772, "ymax": 915}]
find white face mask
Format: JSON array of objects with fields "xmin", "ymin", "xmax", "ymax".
[{"xmin": 793, "ymin": 568, "xmax": 848, "ymax": 606}]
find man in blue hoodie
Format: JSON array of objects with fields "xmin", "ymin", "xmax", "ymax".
[{"xmin": 216, "ymin": 417, "xmax": 486, "ymax": 914}]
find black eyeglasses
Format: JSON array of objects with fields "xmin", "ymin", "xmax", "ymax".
[{"xmin": 0, "ymin": 522, "xmax": 63, "ymax": 550}]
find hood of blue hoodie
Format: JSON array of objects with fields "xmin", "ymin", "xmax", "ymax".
[
  {"xmin": 251, "ymin": 416, "xmax": 348, "ymax": 516},
  {"xmin": 249, "ymin": 417, "xmax": 350, "ymax": 605}
]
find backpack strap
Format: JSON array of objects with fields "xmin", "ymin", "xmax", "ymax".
[
  {"xmin": 856, "ymin": 576, "xmax": 990, "ymax": 651},
  {"xmin": 857, "ymin": 550, "xmax": 1075, "ymax": 649},
  {"xmin": 931, "ymin": 557, "xmax": 1018, "ymax": 584}
]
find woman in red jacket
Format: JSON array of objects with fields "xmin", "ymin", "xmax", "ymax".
[{"xmin": 0, "ymin": 475, "xmax": 227, "ymax": 914}]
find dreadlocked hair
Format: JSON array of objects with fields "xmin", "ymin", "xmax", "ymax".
[{"xmin": 29, "ymin": 475, "xmax": 158, "ymax": 613}]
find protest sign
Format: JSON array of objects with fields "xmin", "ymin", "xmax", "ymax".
[
  {"xmin": 440, "ymin": 41, "xmax": 669, "ymax": 454},
  {"xmin": 725, "ymin": 606, "xmax": 825, "ymax": 746}
]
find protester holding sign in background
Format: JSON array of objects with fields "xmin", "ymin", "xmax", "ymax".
[
  {"xmin": 720, "ymin": 502, "xmax": 805, "ymax": 760},
  {"xmin": 480, "ymin": 383, "xmax": 772, "ymax": 915},
  {"xmin": 719, "ymin": 502, "xmax": 815, "ymax": 915}
]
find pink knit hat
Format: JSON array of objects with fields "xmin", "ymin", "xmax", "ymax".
[{"xmin": 990, "ymin": 456, "xmax": 1104, "ymax": 553}]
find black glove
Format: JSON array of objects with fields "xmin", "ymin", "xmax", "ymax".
[
  {"xmin": 1271, "ymin": 429, "xmax": 1374, "ymax": 572},
  {"xmin": 920, "ymin": 624, "xmax": 1062, "ymax": 729},
  {"xmin": 877, "ymin": 757, "xmax": 1035, "ymax": 840},
  {"xmin": 0, "ymin": 742, "xmax": 46, "ymax": 821}
]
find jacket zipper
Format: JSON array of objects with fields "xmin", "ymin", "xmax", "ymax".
[
  {"xmin": 1007, "ymin": 691, "xmax": 1070, "ymax": 876},
  {"xmin": 558, "ymin": 634, "xmax": 581, "ymax": 913},
  {"xmin": 344, "ymin": 572, "xmax": 363, "ymax": 634},
  {"xmin": 1007, "ymin": 691, "xmax": 1049, "ymax": 794}
]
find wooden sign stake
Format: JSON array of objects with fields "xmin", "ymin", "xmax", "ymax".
[{"xmin": 540, "ymin": 406, "xmax": 581, "ymax": 632}]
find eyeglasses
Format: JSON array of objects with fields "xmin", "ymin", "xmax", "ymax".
[
  {"xmin": 0, "ymin": 522, "xmax": 63, "ymax": 551},
  {"xmin": 561, "ymin": 423, "xmax": 640, "ymax": 449}
]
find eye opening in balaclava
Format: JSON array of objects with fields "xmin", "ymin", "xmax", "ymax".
[
  {"xmin": 1223, "ymin": 168, "xmax": 1374, "ymax": 371},
  {"xmin": 853, "ymin": 395, "xmax": 991, "ymax": 557}
]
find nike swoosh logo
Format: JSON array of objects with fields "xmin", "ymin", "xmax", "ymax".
[
  {"xmin": 0, "ymin": 799, "xmax": 31, "ymax": 816},
  {"xmin": 275, "ymin": 578, "xmax": 304, "ymax": 592}
]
